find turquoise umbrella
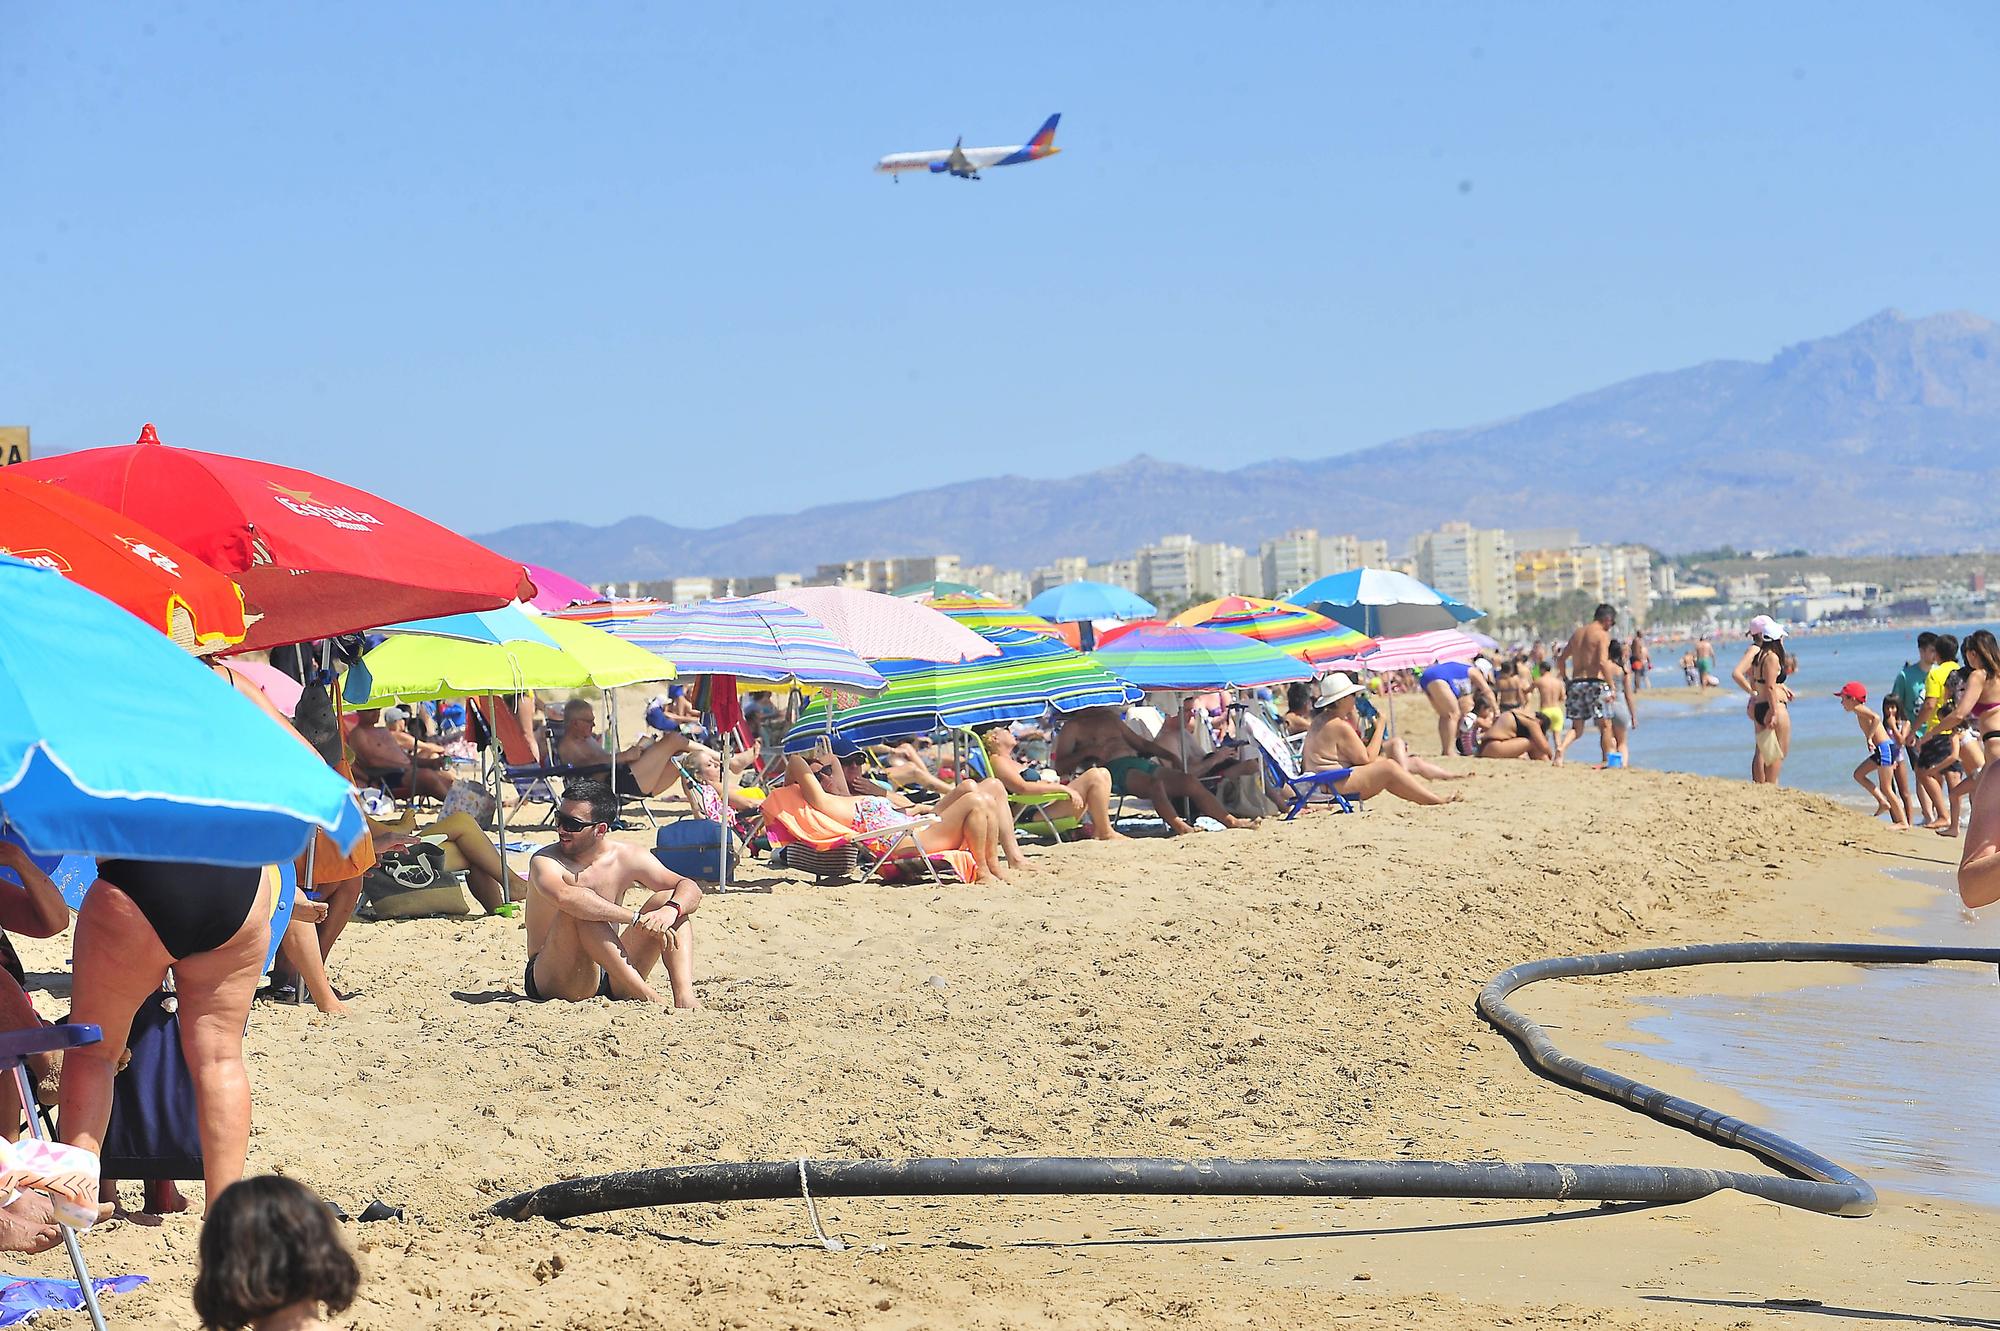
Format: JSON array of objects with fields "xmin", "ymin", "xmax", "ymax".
[{"xmin": 0, "ymin": 555, "xmax": 364, "ymax": 865}]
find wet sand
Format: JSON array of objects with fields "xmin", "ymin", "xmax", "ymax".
[{"xmin": 11, "ymin": 758, "xmax": 1992, "ymax": 1329}]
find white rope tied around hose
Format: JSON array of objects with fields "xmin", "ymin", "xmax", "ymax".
[{"xmin": 798, "ymin": 1158, "xmax": 845, "ymax": 1251}]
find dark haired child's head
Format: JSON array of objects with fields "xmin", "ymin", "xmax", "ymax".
[{"xmin": 194, "ymin": 1176, "xmax": 358, "ymax": 1331}]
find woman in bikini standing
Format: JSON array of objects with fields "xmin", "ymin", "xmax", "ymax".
[{"xmin": 1745, "ymin": 626, "xmax": 1792, "ymax": 785}]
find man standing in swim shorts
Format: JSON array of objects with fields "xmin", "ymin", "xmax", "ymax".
[
  {"xmin": 1556, "ymin": 604, "xmax": 1619, "ymax": 766},
  {"xmin": 525, "ymin": 779, "xmax": 702, "ymax": 1007}
]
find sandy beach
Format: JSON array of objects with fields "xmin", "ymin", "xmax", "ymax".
[{"xmin": 5, "ymin": 755, "xmax": 1988, "ymax": 1330}]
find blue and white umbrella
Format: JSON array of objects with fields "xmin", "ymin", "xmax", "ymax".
[
  {"xmin": 1292, "ymin": 567, "xmax": 1484, "ymax": 638},
  {"xmin": 0, "ymin": 555, "xmax": 366, "ymax": 866}
]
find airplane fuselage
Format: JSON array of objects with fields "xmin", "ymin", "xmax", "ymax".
[{"xmin": 875, "ymin": 114, "xmax": 1062, "ymax": 179}]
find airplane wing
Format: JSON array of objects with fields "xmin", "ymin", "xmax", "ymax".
[{"xmin": 946, "ymin": 138, "xmax": 974, "ymax": 175}]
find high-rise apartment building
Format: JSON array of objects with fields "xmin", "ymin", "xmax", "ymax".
[{"xmin": 1412, "ymin": 522, "xmax": 1516, "ymax": 618}]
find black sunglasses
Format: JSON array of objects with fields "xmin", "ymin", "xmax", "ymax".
[{"xmin": 554, "ymin": 811, "xmax": 599, "ymax": 833}]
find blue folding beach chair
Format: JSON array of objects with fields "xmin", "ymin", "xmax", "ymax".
[
  {"xmin": 1238, "ymin": 710, "xmax": 1356, "ymax": 820},
  {"xmin": 1, "ymin": 1022, "xmax": 111, "ymax": 1331}
]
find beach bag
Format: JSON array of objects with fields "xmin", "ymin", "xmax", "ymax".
[
  {"xmin": 100, "ymin": 988, "xmax": 202, "ymax": 1181},
  {"xmin": 441, "ymin": 778, "xmax": 498, "ymax": 828},
  {"xmin": 362, "ymin": 844, "xmax": 475, "ymax": 918}
]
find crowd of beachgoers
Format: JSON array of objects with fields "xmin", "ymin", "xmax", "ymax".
[{"xmin": 6, "ymin": 423, "xmax": 1998, "ymax": 1331}]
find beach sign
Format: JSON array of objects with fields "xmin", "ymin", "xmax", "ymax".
[{"xmin": 0, "ymin": 428, "xmax": 26, "ymax": 468}]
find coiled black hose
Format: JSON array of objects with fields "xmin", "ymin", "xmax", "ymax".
[{"xmin": 492, "ymin": 942, "xmax": 2000, "ymax": 1224}]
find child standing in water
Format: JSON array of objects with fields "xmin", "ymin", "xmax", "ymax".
[
  {"xmin": 1881, "ymin": 693, "xmax": 1919, "ymax": 826},
  {"xmin": 1840, "ymin": 682, "xmax": 1908, "ymax": 827}
]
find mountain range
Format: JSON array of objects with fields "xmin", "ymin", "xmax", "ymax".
[{"xmin": 477, "ymin": 309, "xmax": 2000, "ymax": 580}]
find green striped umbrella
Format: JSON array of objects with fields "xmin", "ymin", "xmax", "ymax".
[
  {"xmin": 783, "ymin": 626, "xmax": 1141, "ymax": 752},
  {"xmin": 926, "ymin": 592, "xmax": 1066, "ymax": 637}
]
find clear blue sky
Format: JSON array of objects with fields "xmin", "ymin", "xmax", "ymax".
[{"xmin": 6, "ymin": 3, "xmax": 1995, "ymax": 532}]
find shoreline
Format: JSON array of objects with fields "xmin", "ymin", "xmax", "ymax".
[{"xmin": 10, "ymin": 763, "xmax": 1993, "ymax": 1328}]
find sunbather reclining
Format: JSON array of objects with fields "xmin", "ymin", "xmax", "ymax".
[
  {"xmin": 557, "ymin": 697, "xmax": 689, "ymax": 800},
  {"xmin": 1301, "ymin": 676, "xmax": 1460, "ymax": 806},
  {"xmin": 525, "ymin": 780, "xmax": 702, "ymax": 1007},
  {"xmin": 1050, "ymin": 708, "xmax": 1257, "ymax": 836},
  {"xmin": 347, "ymin": 707, "xmax": 454, "ymax": 800},
  {"xmin": 785, "ymin": 753, "xmax": 1012, "ymax": 883},
  {"xmin": 834, "ymin": 754, "xmax": 1032, "ymax": 871},
  {"xmin": 981, "ymin": 725, "xmax": 1126, "ymax": 841},
  {"xmin": 874, "ymin": 741, "xmax": 953, "ymax": 795}
]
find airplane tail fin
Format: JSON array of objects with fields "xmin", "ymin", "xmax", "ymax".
[{"xmin": 1028, "ymin": 113, "xmax": 1060, "ymax": 151}]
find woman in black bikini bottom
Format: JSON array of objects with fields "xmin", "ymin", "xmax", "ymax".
[{"xmin": 58, "ymin": 859, "xmax": 273, "ymax": 1210}]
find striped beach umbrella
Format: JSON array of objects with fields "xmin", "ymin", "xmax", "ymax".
[
  {"xmin": 1356, "ymin": 629, "xmax": 1486, "ymax": 673},
  {"xmin": 927, "ymin": 592, "xmax": 1066, "ymax": 638},
  {"xmin": 615, "ymin": 597, "xmax": 886, "ymax": 691},
  {"xmin": 1171, "ymin": 595, "xmax": 1377, "ymax": 669},
  {"xmin": 546, "ymin": 598, "xmax": 672, "ymax": 634},
  {"xmin": 1089, "ymin": 621, "xmax": 1315, "ymax": 692},
  {"xmin": 752, "ymin": 586, "xmax": 999, "ymax": 663},
  {"xmin": 784, "ymin": 626, "xmax": 1142, "ymax": 751}
]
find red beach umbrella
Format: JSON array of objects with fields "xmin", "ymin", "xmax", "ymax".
[
  {"xmin": 16, "ymin": 425, "xmax": 533, "ymax": 651},
  {"xmin": 0, "ymin": 470, "xmax": 249, "ymax": 652}
]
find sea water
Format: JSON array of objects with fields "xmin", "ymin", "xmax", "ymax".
[
  {"xmin": 1630, "ymin": 623, "xmax": 1988, "ymax": 805},
  {"xmin": 1617, "ymin": 871, "xmax": 2000, "ymax": 1207}
]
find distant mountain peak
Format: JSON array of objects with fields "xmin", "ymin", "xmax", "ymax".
[{"xmin": 478, "ymin": 308, "xmax": 2000, "ymax": 575}]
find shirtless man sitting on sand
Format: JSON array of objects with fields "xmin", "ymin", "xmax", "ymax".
[
  {"xmin": 981, "ymin": 725, "xmax": 1127, "ymax": 841},
  {"xmin": 1051, "ymin": 707, "xmax": 1255, "ymax": 836},
  {"xmin": 525, "ymin": 780, "xmax": 702, "ymax": 1007}
]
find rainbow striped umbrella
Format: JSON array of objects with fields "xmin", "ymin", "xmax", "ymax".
[
  {"xmin": 1090, "ymin": 621, "xmax": 1315, "ymax": 692},
  {"xmin": 547, "ymin": 598, "xmax": 671, "ymax": 634},
  {"xmin": 927, "ymin": 592, "xmax": 1066, "ymax": 638},
  {"xmin": 605, "ymin": 597, "xmax": 886, "ymax": 691},
  {"xmin": 784, "ymin": 626, "xmax": 1141, "ymax": 751},
  {"xmin": 1172, "ymin": 595, "xmax": 1377, "ymax": 670}
]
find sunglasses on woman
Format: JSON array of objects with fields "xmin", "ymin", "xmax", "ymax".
[{"xmin": 553, "ymin": 811, "xmax": 600, "ymax": 834}]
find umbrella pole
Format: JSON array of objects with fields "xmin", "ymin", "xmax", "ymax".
[
  {"xmin": 608, "ymin": 688, "xmax": 620, "ymax": 824},
  {"xmin": 718, "ymin": 723, "xmax": 732, "ymax": 891}
]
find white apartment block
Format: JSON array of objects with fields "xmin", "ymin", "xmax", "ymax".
[
  {"xmin": 1413, "ymin": 522, "xmax": 1516, "ymax": 618},
  {"xmin": 1511, "ymin": 541, "xmax": 1654, "ymax": 624},
  {"xmin": 1085, "ymin": 559, "xmax": 1140, "ymax": 592},
  {"xmin": 1136, "ymin": 534, "xmax": 1252, "ymax": 606},
  {"xmin": 1257, "ymin": 528, "xmax": 1391, "ymax": 599},
  {"xmin": 1030, "ymin": 557, "xmax": 1089, "ymax": 596}
]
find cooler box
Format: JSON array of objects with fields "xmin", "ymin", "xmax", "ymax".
[{"xmin": 654, "ymin": 819, "xmax": 730, "ymax": 881}]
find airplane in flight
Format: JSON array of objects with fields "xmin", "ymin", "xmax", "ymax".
[{"xmin": 875, "ymin": 113, "xmax": 1062, "ymax": 181}]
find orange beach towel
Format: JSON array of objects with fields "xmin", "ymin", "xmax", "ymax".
[{"xmin": 760, "ymin": 788, "xmax": 978, "ymax": 883}]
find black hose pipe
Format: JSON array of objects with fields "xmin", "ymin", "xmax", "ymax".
[{"xmin": 492, "ymin": 941, "xmax": 2000, "ymax": 1224}]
